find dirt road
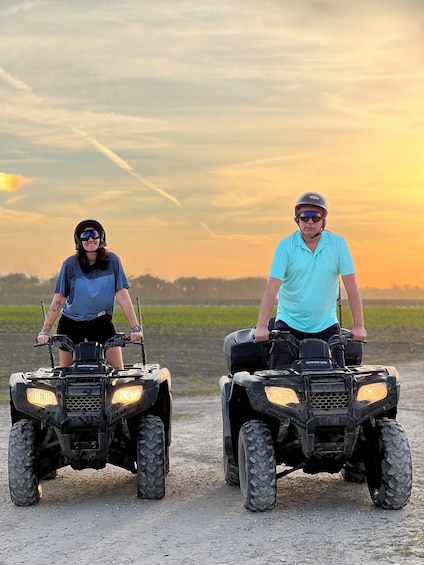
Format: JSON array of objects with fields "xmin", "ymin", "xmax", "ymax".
[{"xmin": 0, "ymin": 363, "xmax": 423, "ymax": 565}]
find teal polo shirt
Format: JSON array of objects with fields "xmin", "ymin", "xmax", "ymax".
[{"xmin": 269, "ymin": 230, "xmax": 355, "ymax": 332}]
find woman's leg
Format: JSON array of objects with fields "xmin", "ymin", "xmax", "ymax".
[
  {"xmin": 106, "ymin": 347, "xmax": 124, "ymax": 369},
  {"xmin": 59, "ymin": 349, "xmax": 73, "ymax": 366}
]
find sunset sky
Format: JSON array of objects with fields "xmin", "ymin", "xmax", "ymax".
[{"xmin": 1, "ymin": 0, "xmax": 423, "ymax": 288}]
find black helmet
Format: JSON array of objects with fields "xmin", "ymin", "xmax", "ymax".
[
  {"xmin": 294, "ymin": 192, "xmax": 328, "ymax": 218},
  {"xmin": 74, "ymin": 219, "xmax": 107, "ymax": 250}
]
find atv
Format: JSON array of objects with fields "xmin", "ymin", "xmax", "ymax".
[
  {"xmin": 220, "ymin": 325, "xmax": 412, "ymax": 512},
  {"xmin": 8, "ymin": 332, "xmax": 172, "ymax": 506}
]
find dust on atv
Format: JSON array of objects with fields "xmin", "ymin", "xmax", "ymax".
[
  {"xmin": 221, "ymin": 326, "xmax": 413, "ymax": 512},
  {"xmin": 8, "ymin": 333, "xmax": 172, "ymax": 506}
]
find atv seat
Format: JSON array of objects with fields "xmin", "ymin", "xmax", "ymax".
[
  {"xmin": 296, "ymin": 338, "xmax": 332, "ymax": 371},
  {"xmin": 73, "ymin": 342, "xmax": 105, "ymax": 362},
  {"xmin": 224, "ymin": 329, "xmax": 270, "ymax": 374}
]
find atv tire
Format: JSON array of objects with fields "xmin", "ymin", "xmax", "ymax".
[
  {"xmin": 137, "ymin": 415, "xmax": 166, "ymax": 499},
  {"xmin": 238, "ymin": 420, "xmax": 276, "ymax": 511},
  {"xmin": 366, "ymin": 419, "xmax": 412, "ymax": 510},
  {"xmin": 8, "ymin": 420, "xmax": 41, "ymax": 506}
]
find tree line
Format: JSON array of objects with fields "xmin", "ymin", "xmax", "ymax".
[{"xmin": 0, "ymin": 273, "xmax": 423, "ymax": 305}]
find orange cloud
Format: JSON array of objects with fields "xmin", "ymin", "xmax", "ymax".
[
  {"xmin": 5, "ymin": 195, "xmax": 25, "ymax": 205},
  {"xmin": 0, "ymin": 173, "xmax": 30, "ymax": 192}
]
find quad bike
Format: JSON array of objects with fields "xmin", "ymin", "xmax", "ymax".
[
  {"xmin": 220, "ymin": 325, "xmax": 413, "ymax": 512},
  {"xmin": 8, "ymin": 331, "xmax": 172, "ymax": 506}
]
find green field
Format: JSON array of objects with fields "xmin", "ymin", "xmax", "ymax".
[
  {"xmin": 2, "ymin": 303, "xmax": 424, "ymax": 329},
  {"xmin": 0, "ymin": 304, "xmax": 423, "ymax": 402}
]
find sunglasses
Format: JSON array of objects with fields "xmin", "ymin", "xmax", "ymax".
[
  {"xmin": 79, "ymin": 229, "xmax": 100, "ymax": 241},
  {"xmin": 298, "ymin": 211, "xmax": 323, "ymax": 223}
]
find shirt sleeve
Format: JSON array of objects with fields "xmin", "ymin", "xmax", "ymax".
[
  {"xmin": 269, "ymin": 237, "xmax": 290, "ymax": 281},
  {"xmin": 110, "ymin": 253, "xmax": 130, "ymax": 291},
  {"xmin": 54, "ymin": 257, "xmax": 73, "ymax": 297},
  {"xmin": 338, "ymin": 236, "xmax": 355, "ymax": 275}
]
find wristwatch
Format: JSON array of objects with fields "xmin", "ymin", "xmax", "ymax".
[{"xmin": 131, "ymin": 324, "xmax": 142, "ymax": 333}]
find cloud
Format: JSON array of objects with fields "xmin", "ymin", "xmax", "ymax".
[
  {"xmin": 5, "ymin": 195, "xmax": 26, "ymax": 205},
  {"xmin": 2, "ymin": 1, "xmax": 47, "ymax": 16},
  {"xmin": 0, "ymin": 67, "xmax": 183, "ymax": 209},
  {"xmin": 0, "ymin": 1, "xmax": 423, "ymax": 284},
  {"xmin": 2, "ymin": 66, "xmax": 235, "ymax": 239},
  {"xmin": 0, "ymin": 206, "xmax": 44, "ymax": 226}
]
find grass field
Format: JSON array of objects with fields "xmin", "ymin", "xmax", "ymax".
[{"xmin": 0, "ymin": 304, "xmax": 423, "ymax": 401}]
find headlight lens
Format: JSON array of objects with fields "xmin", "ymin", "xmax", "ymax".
[
  {"xmin": 27, "ymin": 388, "xmax": 57, "ymax": 407},
  {"xmin": 357, "ymin": 382, "xmax": 387, "ymax": 403},
  {"xmin": 111, "ymin": 385, "xmax": 143, "ymax": 405},
  {"xmin": 265, "ymin": 386, "xmax": 299, "ymax": 406}
]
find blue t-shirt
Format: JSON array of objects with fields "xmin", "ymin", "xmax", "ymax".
[
  {"xmin": 54, "ymin": 252, "xmax": 129, "ymax": 322},
  {"xmin": 269, "ymin": 230, "xmax": 355, "ymax": 332}
]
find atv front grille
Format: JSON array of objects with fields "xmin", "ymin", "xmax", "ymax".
[
  {"xmin": 65, "ymin": 395, "xmax": 102, "ymax": 412},
  {"xmin": 310, "ymin": 391, "xmax": 349, "ymax": 411},
  {"xmin": 65, "ymin": 383, "xmax": 103, "ymax": 413}
]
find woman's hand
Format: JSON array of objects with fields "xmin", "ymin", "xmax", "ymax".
[
  {"xmin": 129, "ymin": 329, "xmax": 143, "ymax": 343},
  {"xmin": 37, "ymin": 332, "xmax": 50, "ymax": 345}
]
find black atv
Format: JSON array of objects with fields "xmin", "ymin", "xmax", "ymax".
[
  {"xmin": 8, "ymin": 333, "xmax": 172, "ymax": 506},
  {"xmin": 220, "ymin": 326, "xmax": 412, "ymax": 512}
]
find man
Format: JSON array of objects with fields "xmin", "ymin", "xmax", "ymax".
[{"xmin": 254, "ymin": 192, "xmax": 367, "ymax": 368}]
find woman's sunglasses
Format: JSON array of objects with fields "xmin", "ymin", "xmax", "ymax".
[
  {"xmin": 298, "ymin": 211, "xmax": 323, "ymax": 223},
  {"xmin": 79, "ymin": 229, "xmax": 100, "ymax": 241}
]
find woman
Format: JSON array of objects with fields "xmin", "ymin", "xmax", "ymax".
[{"xmin": 37, "ymin": 219, "xmax": 142, "ymax": 368}]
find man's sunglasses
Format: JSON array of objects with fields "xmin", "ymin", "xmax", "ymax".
[
  {"xmin": 298, "ymin": 211, "xmax": 323, "ymax": 223},
  {"xmin": 79, "ymin": 229, "xmax": 100, "ymax": 241}
]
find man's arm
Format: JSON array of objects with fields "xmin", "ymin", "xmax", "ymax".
[
  {"xmin": 255, "ymin": 277, "xmax": 282, "ymax": 341},
  {"xmin": 341, "ymin": 273, "xmax": 367, "ymax": 341}
]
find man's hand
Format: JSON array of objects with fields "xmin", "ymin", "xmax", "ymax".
[
  {"xmin": 351, "ymin": 325, "xmax": 367, "ymax": 342},
  {"xmin": 254, "ymin": 325, "xmax": 270, "ymax": 342}
]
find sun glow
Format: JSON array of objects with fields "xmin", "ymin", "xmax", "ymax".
[{"xmin": 0, "ymin": 173, "xmax": 27, "ymax": 192}]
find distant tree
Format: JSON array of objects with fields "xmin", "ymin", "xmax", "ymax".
[{"xmin": 0, "ymin": 272, "xmax": 423, "ymax": 304}]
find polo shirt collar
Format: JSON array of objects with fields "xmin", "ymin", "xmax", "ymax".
[{"xmin": 295, "ymin": 229, "xmax": 329, "ymax": 252}]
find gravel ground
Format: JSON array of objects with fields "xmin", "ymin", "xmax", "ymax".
[{"xmin": 0, "ymin": 362, "xmax": 423, "ymax": 565}]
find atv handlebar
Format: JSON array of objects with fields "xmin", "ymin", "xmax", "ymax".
[
  {"xmin": 268, "ymin": 329, "xmax": 355, "ymax": 348},
  {"xmin": 34, "ymin": 333, "xmax": 136, "ymax": 352}
]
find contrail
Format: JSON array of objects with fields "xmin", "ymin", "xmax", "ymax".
[
  {"xmin": 0, "ymin": 67, "xmax": 33, "ymax": 93},
  {"xmin": 199, "ymin": 221, "xmax": 273, "ymax": 242},
  {"xmin": 74, "ymin": 129, "xmax": 183, "ymax": 208},
  {"xmin": 0, "ymin": 66, "xmax": 183, "ymax": 209},
  {"xmin": 1, "ymin": 66, "xmax": 258, "ymax": 240}
]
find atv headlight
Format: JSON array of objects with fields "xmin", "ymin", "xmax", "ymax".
[
  {"xmin": 111, "ymin": 385, "xmax": 143, "ymax": 405},
  {"xmin": 265, "ymin": 386, "xmax": 299, "ymax": 406},
  {"xmin": 27, "ymin": 388, "xmax": 58, "ymax": 408},
  {"xmin": 357, "ymin": 382, "xmax": 387, "ymax": 403},
  {"xmin": 386, "ymin": 366, "xmax": 400, "ymax": 382}
]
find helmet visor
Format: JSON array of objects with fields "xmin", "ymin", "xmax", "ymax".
[{"xmin": 79, "ymin": 229, "xmax": 100, "ymax": 241}]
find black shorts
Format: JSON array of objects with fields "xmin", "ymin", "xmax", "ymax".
[{"xmin": 57, "ymin": 314, "xmax": 116, "ymax": 349}]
